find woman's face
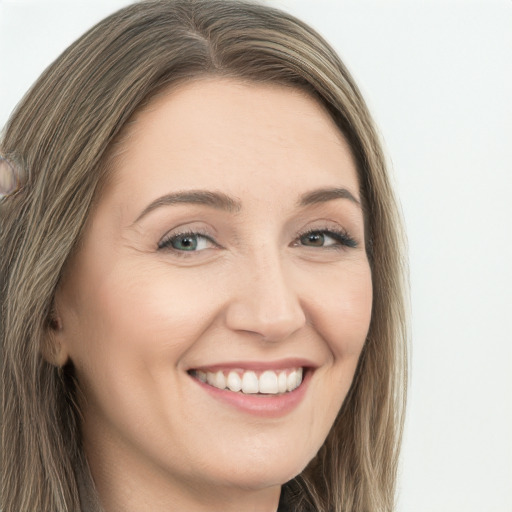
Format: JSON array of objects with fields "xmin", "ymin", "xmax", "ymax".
[{"xmin": 55, "ymin": 78, "xmax": 372, "ymax": 510}]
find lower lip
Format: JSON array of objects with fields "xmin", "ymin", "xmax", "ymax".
[{"xmin": 190, "ymin": 369, "xmax": 312, "ymax": 418}]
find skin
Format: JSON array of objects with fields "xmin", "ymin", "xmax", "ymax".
[{"xmin": 53, "ymin": 78, "xmax": 373, "ymax": 512}]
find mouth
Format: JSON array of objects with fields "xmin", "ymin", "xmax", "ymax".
[
  {"xmin": 187, "ymin": 359, "xmax": 315, "ymax": 417},
  {"xmin": 188, "ymin": 367, "xmax": 305, "ymax": 395}
]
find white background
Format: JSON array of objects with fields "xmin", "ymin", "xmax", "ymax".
[{"xmin": 1, "ymin": 1, "xmax": 511, "ymax": 511}]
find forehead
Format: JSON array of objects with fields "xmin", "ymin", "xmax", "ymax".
[{"xmin": 104, "ymin": 78, "xmax": 360, "ymax": 215}]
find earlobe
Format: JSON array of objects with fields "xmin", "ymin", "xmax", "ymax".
[
  {"xmin": 42, "ymin": 313, "xmax": 69, "ymax": 367},
  {"xmin": 49, "ymin": 315, "xmax": 63, "ymax": 331}
]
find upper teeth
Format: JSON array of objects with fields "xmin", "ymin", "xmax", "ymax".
[{"xmin": 193, "ymin": 368, "xmax": 304, "ymax": 395}]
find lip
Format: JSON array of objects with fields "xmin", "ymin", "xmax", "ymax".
[
  {"xmin": 188, "ymin": 357, "xmax": 317, "ymax": 373},
  {"xmin": 188, "ymin": 361, "xmax": 314, "ymax": 418}
]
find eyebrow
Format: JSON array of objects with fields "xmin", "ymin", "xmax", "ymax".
[
  {"xmin": 298, "ymin": 187, "xmax": 360, "ymax": 207},
  {"xmin": 134, "ymin": 186, "xmax": 360, "ymax": 224},
  {"xmin": 134, "ymin": 190, "xmax": 242, "ymax": 223}
]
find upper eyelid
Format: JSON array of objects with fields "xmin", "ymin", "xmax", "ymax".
[
  {"xmin": 296, "ymin": 225, "xmax": 347, "ymax": 237},
  {"xmin": 295, "ymin": 222, "xmax": 355, "ymax": 238},
  {"xmin": 158, "ymin": 222, "xmax": 217, "ymax": 241}
]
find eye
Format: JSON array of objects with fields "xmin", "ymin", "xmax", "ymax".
[
  {"xmin": 297, "ymin": 229, "xmax": 357, "ymax": 249},
  {"xmin": 158, "ymin": 231, "xmax": 216, "ymax": 252}
]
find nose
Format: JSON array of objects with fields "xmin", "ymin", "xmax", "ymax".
[{"xmin": 224, "ymin": 249, "xmax": 307, "ymax": 342}]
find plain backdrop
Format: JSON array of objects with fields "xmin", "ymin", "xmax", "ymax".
[{"xmin": 1, "ymin": 1, "xmax": 511, "ymax": 511}]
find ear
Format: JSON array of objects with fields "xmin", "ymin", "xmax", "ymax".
[{"xmin": 41, "ymin": 306, "xmax": 69, "ymax": 367}]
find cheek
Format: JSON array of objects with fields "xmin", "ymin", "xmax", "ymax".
[
  {"xmin": 63, "ymin": 261, "xmax": 220, "ymax": 410},
  {"xmin": 73, "ymin": 262, "xmax": 217, "ymax": 359},
  {"xmin": 61, "ymin": 262, "xmax": 226, "ymax": 461},
  {"xmin": 310, "ymin": 261, "xmax": 373, "ymax": 359},
  {"xmin": 293, "ymin": 261, "xmax": 372, "ymax": 455}
]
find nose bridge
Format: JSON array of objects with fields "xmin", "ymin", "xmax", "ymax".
[{"xmin": 225, "ymin": 244, "xmax": 306, "ymax": 341}]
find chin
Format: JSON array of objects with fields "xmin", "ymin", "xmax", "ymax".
[{"xmin": 207, "ymin": 446, "xmax": 314, "ymax": 491}]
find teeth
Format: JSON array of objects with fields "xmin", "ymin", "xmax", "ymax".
[
  {"xmin": 195, "ymin": 368, "xmax": 304, "ymax": 395},
  {"xmin": 226, "ymin": 371, "xmax": 242, "ymax": 392},
  {"xmin": 278, "ymin": 371, "xmax": 288, "ymax": 393},
  {"xmin": 287, "ymin": 370, "xmax": 297, "ymax": 391},
  {"xmin": 241, "ymin": 371, "xmax": 259, "ymax": 394},
  {"xmin": 213, "ymin": 370, "xmax": 226, "ymax": 389},
  {"xmin": 259, "ymin": 370, "xmax": 278, "ymax": 394}
]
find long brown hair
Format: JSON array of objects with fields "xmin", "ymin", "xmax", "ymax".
[{"xmin": 0, "ymin": 1, "xmax": 408, "ymax": 510}]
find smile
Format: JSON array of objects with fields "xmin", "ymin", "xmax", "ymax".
[{"xmin": 189, "ymin": 368, "xmax": 303, "ymax": 395}]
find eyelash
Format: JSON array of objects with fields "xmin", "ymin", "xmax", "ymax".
[
  {"xmin": 158, "ymin": 229, "xmax": 216, "ymax": 252},
  {"xmin": 294, "ymin": 227, "xmax": 358, "ymax": 250},
  {"xmin": 157, "ymin": 227, "xmax": 358, "ymax": 254}
]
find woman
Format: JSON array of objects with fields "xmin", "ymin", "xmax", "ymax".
[{"xmin": 0, "ymin": 1, "xmax": 408, "ymax": 511}]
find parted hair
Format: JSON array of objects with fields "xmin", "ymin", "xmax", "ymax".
[{"xmin": 0, "ymin": 1, "xmax": 408, "ymax": 511}]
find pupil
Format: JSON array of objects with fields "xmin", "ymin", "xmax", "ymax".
[
  {"xmin": 303, "ymin": 232, "xmax": 324, "ymax": 246},
  {"xmin": 174, "ymin": 235, "xmax": 197, "ymax": 251}
]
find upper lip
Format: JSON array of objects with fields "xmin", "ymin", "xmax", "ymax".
[{"xmin": 188, "ymin": 358, "xmax": 318, "ymax": 372}]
